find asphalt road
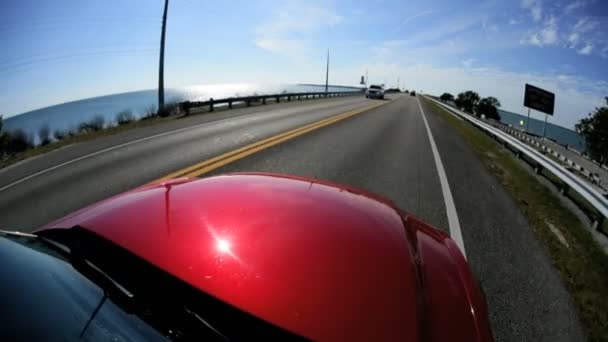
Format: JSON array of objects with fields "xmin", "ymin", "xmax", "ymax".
[{"xmin": 0, "ymin": 93, "xmax": 585, "ymax": 341}]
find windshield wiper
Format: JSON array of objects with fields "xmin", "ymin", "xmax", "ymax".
[{"xmin": 36, "ymin": 232, "xmax": 136, "ymax": 312}]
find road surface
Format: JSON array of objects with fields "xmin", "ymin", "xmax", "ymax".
[{"xmin": 0, "ymin": 93, "xmax": 585, "ymax": 341}]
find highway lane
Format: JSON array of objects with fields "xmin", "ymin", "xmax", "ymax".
[
  {"xmin": 0, "ymin": 95, "xmax": 381, "ymax": 229},
  {"xmin": 0, "ymin": 93, "xmax": 585, "ymax": 341}
]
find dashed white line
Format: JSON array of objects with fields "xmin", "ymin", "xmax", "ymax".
[{"xmin": 416, "ymin": 97, "xmax": 467, "ymax": 258}]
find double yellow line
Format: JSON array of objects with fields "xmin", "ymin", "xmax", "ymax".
[{"xmin": 152, "ymin": 100, "xmax": 389, "ymax": 182}]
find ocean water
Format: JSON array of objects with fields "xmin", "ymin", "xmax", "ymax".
[
  {"xmin": 498, "ymin": 109, "xmax": 585, "ymax": 152},
  {"xmin": 3, "ymin": 83, "xmax": 360, "ymax": 144}
]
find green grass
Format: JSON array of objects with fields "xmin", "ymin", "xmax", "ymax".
[
  {"xmin": 0, "ymin": 115, "xmax": 176, "ymax": 170},
  {"xmin": 424, "ymin": 98, "xmax": 608, "ymax": 342}
]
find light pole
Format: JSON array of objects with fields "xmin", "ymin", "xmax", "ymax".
[
  {"xmin": 158, "ymin": 0, "xmax": 169, "ymax": 114},
  {"xmin": 325, "ymin": 49, "xmax": 329, "ymax": 94}
]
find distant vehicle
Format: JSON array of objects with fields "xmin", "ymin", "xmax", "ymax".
[
  {"xmin": 410, "ymin": 91, "xmax": 416, "ymax": 97},
  {"xmin": 0, "ymin": 174, "xmax": 494, "ymax": 341},
  {"xmin": 365, "ymin": 84, "xmax": 385, "ymax": 99}
]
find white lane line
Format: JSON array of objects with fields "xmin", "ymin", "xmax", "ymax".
[
  {"xmin": 0, "ymin": 97, "xmax": 368, "ymax": 193},
  {"xmin": 0, "ymin": 126, "xmax": 198, "ymax": 193},
  {"xmin": 416, "ymin": 98, "xmax": 467, "ymax": 258}
]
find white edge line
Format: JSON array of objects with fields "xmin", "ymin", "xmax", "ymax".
[{"xmin": 417, "ymin": 97, "xmax": 467, "ymax": 259}]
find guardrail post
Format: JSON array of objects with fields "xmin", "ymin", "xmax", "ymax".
[
  {"xmin": 228, "ymin": 100, "xmax": 233, "ymax": 109},
  {"xmin": 276, "ymin": 96, "xmax": 280, "ymax": 103},
  {"xmin": 246, "ymin": 99, "xmax": 251, "ymax": 107},
  {"xmin": 262, "ymin": 97, "xmax": 266, "ymax": 105},
  {"xmin": 287, "ymin": 95, "xmax": 291, "ymax": 102},
  {"xmin": 209, "ymin": 98, "xmax": 214, "ymax": 112}
]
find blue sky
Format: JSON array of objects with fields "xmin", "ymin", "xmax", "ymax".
[{"xmin": 1, "ymin": 0, "xmax": 607, "ymax": 128}]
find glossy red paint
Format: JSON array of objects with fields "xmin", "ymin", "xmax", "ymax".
[{"xmin": 41, "ymin": 173, "xmax": 493, "ymax": 341}]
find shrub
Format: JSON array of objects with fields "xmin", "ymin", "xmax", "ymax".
[
  {"xmin": 38, "ymin": 124, "xmax": 51, "ymax": 145},
  {"xmin": 115, "ymin": 110, "xmax": 135, "ymax": 125},
  {"xmin": 157, "ymin": 101, "xmax": 179, "ymax": 117},
  {"xmin": 53, "ymin": 129, "xmax": 67, "ymax": 141},
  {"xmin": 5, "ymin": 129, "xmax": 33, "ymax": 154},
  {"xmin": 141, "ymin": 105, "xmax": 158, "ymax": 120},
  {"xmin": 78, "ymin": 115, "xmax": 105, "ymax": 133}
]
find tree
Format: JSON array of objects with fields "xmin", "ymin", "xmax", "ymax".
[
  {"xmin": 38, "ymin": 124, "xmax": 51, "ymax": 145},
  {"xmin": 455, "ymin": 91, "xmax": 480, "ymax": 113},
  {"xmin": 576, "ymin": 97, "xmax": 608, "ymax": 164},
  {"xmin": 440, "ymin": 93, "xmax": 454, "ymax": 102},
  {"xmin": 476, "ymin": 97, "xmax": 501, "ymax": 120}
]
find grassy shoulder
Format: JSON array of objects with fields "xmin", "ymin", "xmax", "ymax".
[
  {"xmin": 423, "ymin": 98, "xmax": 608, "ymax": 341},
  {"xmin": 0, "ymin": 115, "xmax": 176, "ymax": 170}
]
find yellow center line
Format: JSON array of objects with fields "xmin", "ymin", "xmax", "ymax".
[{"xmin": 149, "ymin": 100, "xmax": 390, "ymax": 183}]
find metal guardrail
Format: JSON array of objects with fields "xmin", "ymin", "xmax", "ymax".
[
  {"xmin": 491, "ymin": 125, "xmax": 607, "ymax": 191},
  {"xmin": 425, "ymin": 96, "xmax": 608, "ymax": 233},
  {"xmin": 180, "ymin": 91, "xmax": 363, "ymax": 114}
]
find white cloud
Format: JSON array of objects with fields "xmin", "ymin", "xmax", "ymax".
[
  {"xmin": 462, "ymin": 58, "xmax": 476, "ymax": 67},
  {"xmin": 564, "ymin": 17, "xmax": 602, "ymax": 56},
  {"xmin": 564, "ymin": 0, "xmax": 588, "ymax": 14},
  {"xmin": 573, "ymin": 17, "xmax": 598, "ymax": 33},
  {"xmin": 254, "ymin": 38, "xmax": 306, "ymax": 55},
  {"xmin": 400, "ymin": 10, "xmax": 438, "ymax": 26},
  {"xmin": 578, "ymin": 43, "xmax": 594, "ymax": 55},
  {"xmin": 253, "ymin": 3, "xmax": 343, "ymax": 57},
  {"xmin": 521, "ymin": 0, "xmax": 543, "ymax": 22},
  {"xmin": 567, "ymin": 32, "xmax": 580, "ymax": 46},
  {"xmin": 522, "ymin": 15, "xmax": 558, "ymax": 46}
]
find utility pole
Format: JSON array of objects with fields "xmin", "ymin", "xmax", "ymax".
[
  {"xmin": 158, "ymin": 0, "xmax": 169, "ymax": 114},
  {"xmin": 365, "ymin": 69, "xmax": 368, "ymax": 87},
  {"xmin": 397, "ymin": 77, "xmax": 400, "ymax": 90},
  {"xmin": 325, "ymin": 49, "xmax": 329, "ymax": 94}
]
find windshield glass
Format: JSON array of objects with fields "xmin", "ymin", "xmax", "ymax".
[
  {"xmin": 370, "ymin": 85, "xmax": 382, "ymax": 89},
  {"xmin": 0, "ymin": 233, "xmax": 167, "ymax": 341}
]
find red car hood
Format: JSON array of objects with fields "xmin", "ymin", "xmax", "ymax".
[{"xmin": 41, "ymin": 173, "xmax": 491, "ymax": 341}]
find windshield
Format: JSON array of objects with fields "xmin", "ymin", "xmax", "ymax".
[
  {"xmin": 0, "ymin": 233, "xmax": 166, "ymax": 341},
  {"xmin": 370, "ymin": 85, "xmax": 382, "ymax": 89}
]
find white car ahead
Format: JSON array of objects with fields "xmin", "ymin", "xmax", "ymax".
[{"xmin": 365, "ymin": 85, "xmax": 385, "ymax": 99}]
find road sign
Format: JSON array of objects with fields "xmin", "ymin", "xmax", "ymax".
[
  {"xmin": 524, "ymin": 83, "xmax": 555, "ymax": 115},
  {"xmin": 360, "ymin": 76, "xmax": 365, "ymax": 85}
]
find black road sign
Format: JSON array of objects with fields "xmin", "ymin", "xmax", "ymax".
[{"xmin": 524, "ymin": 83, "xmax": 555, "ymax": 115}]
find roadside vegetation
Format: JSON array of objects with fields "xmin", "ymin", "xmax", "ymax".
[
  {"xmin": 424, "ymin": 97, "xmax": 608, "ymax": 342},
  {"xmin": 0, "ymin": 103, "xmax": 180, "ymax": 169},
  {"xmin": 576, "ymin": 97, "xmax": 608, "ymax": 166},
  {"xmin": 440, "ymin": 90, "xmax": 502, "ymax": 120}
]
